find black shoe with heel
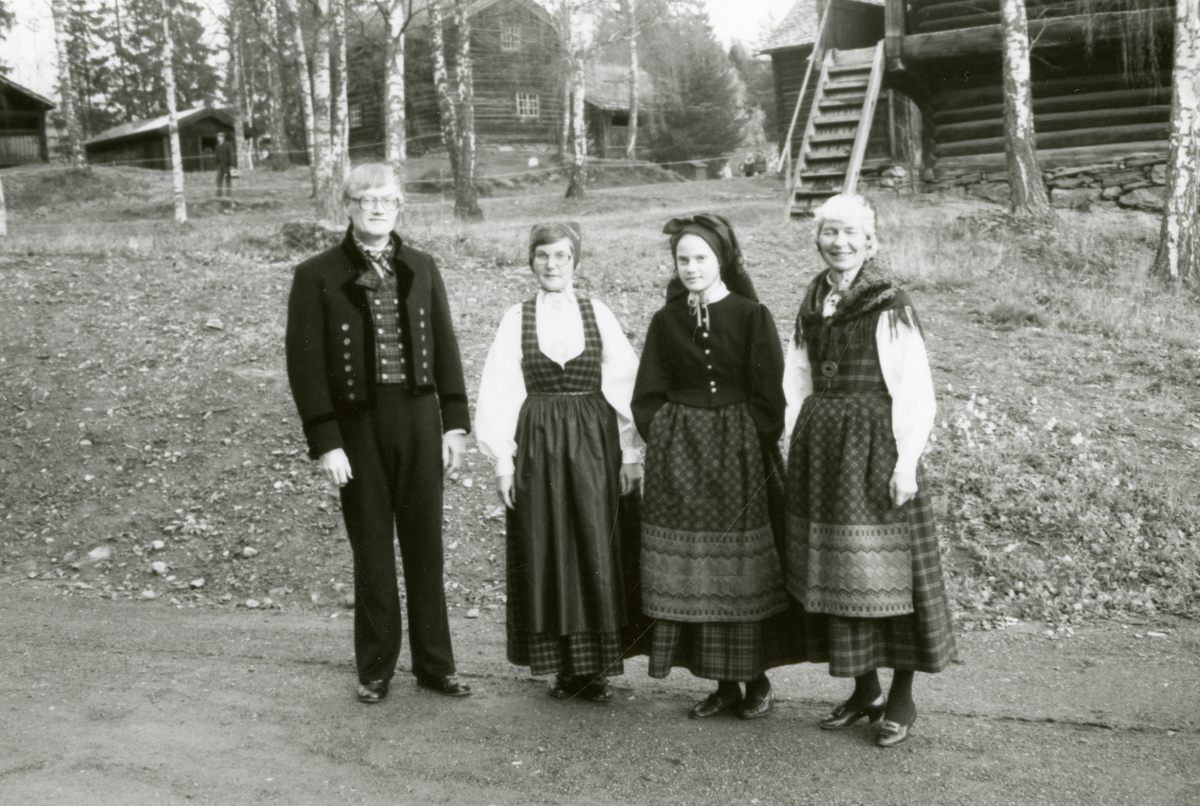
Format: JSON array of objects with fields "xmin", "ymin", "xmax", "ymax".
[
  {"xmin": 819, "ymin": 693, "xmax": 886, "ymax": 730},
  {"xmin": 875, "ymin": 706, "xmax": 917, "ymax": 747}
]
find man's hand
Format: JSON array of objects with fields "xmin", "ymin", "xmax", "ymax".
[
  {"xmin": 443, "ymin": 431, "xmax": 467, "ymax": 474},
  {"xmin": 889, "ymin": 470, "xmax": 918, "ymax": 508},
  {"xmin": 619, "ymin": 462, "xmax": 641, "ymax": 496},
  {"xmin": 318, "ymin": 448, "xmax": 353, "ymax": 487},
  {"xmin": 497, "ymin": 474, "xmax": 516, "ymax": 510}
]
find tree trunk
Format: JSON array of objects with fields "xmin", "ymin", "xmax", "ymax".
[
  {"xmin": 558, "ymin": 77, "xmax": 570, "ymax": 162},
  {"xmin": 0, "ymin": 176, "xmax": 7, "ymax": 237},
  {"xmin": 1151, "ymin": 1, "xmax": 1200, "ymax": 284},
  {"xmin": 429, "ymin": 1, "xmax": 459, "ymax": 181},
  {"xmin": 161, "ymin": 2, "xmax": 187, "ymax": 224},
  {"xmin": 625, "ymin": 0, "xmax": 638, "ymax": 161},
  {"xmin": 311, "ymin": 0, "xmax": 338, "ymax": 222},
  {"xmin": 452, "ymin": 0, "xmax": 481, "ymax": 220},
  {"xmin": 564, "ymin": 14, "xmax": 587, "ymax": 199},
  {"xmin": 999, "ymin": 0, "xmax": 1052, "ymax": 218},
  {"xmin": 51, "ymin": 0, "xmax": 87, "ymax": 169},
  {"xmin": 331, "ymin": 0, "xmax": 350, "ymax": 191},
  {"xmin": 229, "ymin": 10, "xmax": 252, "ymax": 173},
  {"xmin": 280, "ymin": 0, "xmax": 318, "ymax": 194},
  {"xmin": 382, "ymin": 0, "xmax": 407, "ymax": 193},
  {"xmin": 265, "ymin": 0, "xmax": 291, "ymax": 171}
]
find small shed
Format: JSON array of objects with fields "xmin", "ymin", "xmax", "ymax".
[
  {"xmin": 85, "ymin": 107, "xmax": 235, "ymax": 171},
  {"xmin": 0, "ymin": 75, "xmax": 55, "ymax": 168},
  {"xmin": 584, "ymin": 62, "xmax": 654, "ymax": 159}
]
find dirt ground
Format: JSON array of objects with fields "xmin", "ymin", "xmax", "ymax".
[
  {"xmin": 2, "ymin": 167, "xmax": 1199, "ymax": 804},
  {"xmin": 2, "ymin": 581, "xmax": 1197, "ymax": 806}
]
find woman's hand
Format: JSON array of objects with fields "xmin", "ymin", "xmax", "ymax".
[
  {"xmin": 619, "ymin": 462, "xmax": 642, "ymax": 496},
  {"xmin": 318, "ymin": 448, "xmax": 353, "ymax": 487},
  {"xmin": 889, "ymin": 470, "xmax": 918, "ymax": 508},
  {"xmin": 497, "ymin": 474, "xmax": 516, "ymax": 510}
]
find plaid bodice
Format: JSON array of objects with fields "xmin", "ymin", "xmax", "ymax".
[
  {"xmin": 806, "ymin": 312, "xmax": 888, "ymax": 396},
  {"xmin": 520, "ymin": 296, "xmax": 603, "ymax": 394}
]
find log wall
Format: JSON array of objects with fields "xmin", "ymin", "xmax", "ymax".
[{"xmin": 906, "ymin": 0, "xmax": 1173, "ymax": 35}]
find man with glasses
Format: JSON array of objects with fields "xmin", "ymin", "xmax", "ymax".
[{"xmin": 286, "ymin": 163, "xmax": 474, "ymax": 704}]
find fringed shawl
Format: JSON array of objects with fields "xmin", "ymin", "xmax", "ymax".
[{"xmin": 794, "ymin": 259, "xmax": 921, "ymax": 364}]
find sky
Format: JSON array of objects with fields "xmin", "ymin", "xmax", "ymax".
[{"xmin": 1, "ymin": 0, "xmax": 799, "ymax": 100}]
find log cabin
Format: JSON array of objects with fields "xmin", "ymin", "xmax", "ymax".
[
  {"xmin": 0, "ymin": 76, "xmax": 55, "ymax": 168},
  {"xmin": 764, "ymin": 0, "xmax": 1176, "ymax": 214},
  {"xmin": 346, "ymin": 0, "xmax": 564, "ymax": 157},
  {"xmin": 84, "ymin": 107, "xmax": 237, "ymax": 171}
]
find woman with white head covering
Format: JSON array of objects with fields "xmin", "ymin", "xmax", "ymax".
[{"xmin": 784, "ymin": 194, "xmax": 956, "ymax": 747}]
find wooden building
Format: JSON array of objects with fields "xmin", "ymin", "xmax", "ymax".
[
  {"xmin": 85, "ymin": 107, "xmax": 237, "ymax": 171},
  {"xmin": 764, "ymin": 0, "xmax": 1176, "ymax": 213},
  {"xmin": 0, "ymin": 76, "xmax": 55, "ymax": 168},
  {"xmin": 583, "ymin": 62, "xmax": 653, "ymax": 159},
  {"xmin": 346, "ymin": 0, "xmax": 563, "ymax": 157}
]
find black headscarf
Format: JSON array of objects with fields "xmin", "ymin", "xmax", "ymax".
[{"xmin": 662, "ymin": 213, "xmax": 759, "ymax": 302}]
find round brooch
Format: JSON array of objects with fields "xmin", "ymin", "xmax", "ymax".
[{"xmin": 820, "ymin": 361, "xmax": 838, "ymax": 378}]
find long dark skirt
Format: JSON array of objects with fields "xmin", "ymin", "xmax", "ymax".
[
  {"xmin": 640, "ymin": 402, "xmax": 796, "ymax": 681},
  {"xmin": 786, "ymin": 394, "xmax": 956, "ymax": 676},
  {"xmin": 505, "ymin": 393, "xmax": 634, "ymax": 678}
]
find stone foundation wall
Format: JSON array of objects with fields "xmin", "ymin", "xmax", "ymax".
[{"xmin": 857, "ymin": 154, "xmax": 1169, "ymax": 212}]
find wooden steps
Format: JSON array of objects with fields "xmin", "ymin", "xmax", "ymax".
[{"xmin": 784, "ymin": 42, "xmax": 885, "ymax": 218}]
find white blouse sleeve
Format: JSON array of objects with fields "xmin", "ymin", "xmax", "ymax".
[
  {"xmin": 783, "ymin": 333, "xmax": 814, "ymax": 448},
  {"xmin": 876, "ymin": 310, "xmax": 936, "ymax": 483},
  {"xmin": 592, "ymin": 299, "xmax": 644, "ymax": 463},
  {"xmin": 475, "ymin": 304, "xmax": 526, "ymax": 477}
]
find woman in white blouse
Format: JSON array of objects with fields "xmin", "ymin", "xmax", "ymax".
[
  {"xmin": 783, "ymin": 194, "xmax": 956, "ymax": 748},
  {"xmin": 476, "ymin": 222, "xmax": 643, "ymax": 703}
]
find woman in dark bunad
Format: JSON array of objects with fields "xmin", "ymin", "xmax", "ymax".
[
  {"xmin": 632, "ymin": 213, "xmax": 793, "ymax": 720},
  {"xmin": 784, "ymin": 193, "xmax": 956, "ymax": 747},
  {"xmin": 476, "ymin": 222, "xmax": 643, "ymax": 702}
]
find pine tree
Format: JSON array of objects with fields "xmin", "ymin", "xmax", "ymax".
[{"xmin": 650, "ymin": 10, "xmax": 744, "ymax": 166}]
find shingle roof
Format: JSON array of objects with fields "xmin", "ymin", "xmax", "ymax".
[
  {"xmin": 85, "ymin": 107, "xmax": 232, "ymax": 146},
  {"xmin": 584, "ymin": 63, "xmax": 654, "ymax": 112},
  {"xmin": 759, "ymin": 0, "xmax": 884, "ymax": 54},
  {"xmin": 0, "ymin": 74, "xmax": 56, "ymax": 110}
]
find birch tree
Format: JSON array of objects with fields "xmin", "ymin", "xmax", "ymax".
[
  {"xmin": 228, "ymin": 9, "xmax": 252, "ymax": 172},
  {"xmin": 999, "ymin": 0, "xmax": 1052, "ymax": 218},
  {"xmin": 330, "ymin": 0, "xmax": 350, "ymax": 192},
  {"xmin": 560, "ymin": 0, "xmax": 587, "ymax": 197},
  {"xmin": 430, "ymin": 0, "xmax": 481, "ymax": 220},
  {"xmin": 51, "ymin": 0, "xmax": 88, "ymax": 168},
  {"xmin": 310, "ymin": 0, "xmax": 339, "ymax": 221},
  {"xmin": 162, "ymin": 0, "xmax": 187, "ymax": 223},
  {"xmin": 0, "ymin": 176, "xmax": 7, "ymax": 238},
  {"xmin": 376, "ymin": 0, "xmax": 413, "ymax": 189},
  {"xmin": 624, "ymin": 0, "xmax": 638, "ymax": 160},
  {"xmin": 280, "ymin": 0, "xmax": 318, "ymax": 193},
  {"xmin": 263, "ymin": 0, "xmax": 292, "ymax": 171},
  {"xmin": 1151, "ymin": 1, "xmax": 1200, "ymax": 284}
]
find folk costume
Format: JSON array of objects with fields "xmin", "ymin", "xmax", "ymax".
[
  {"xmin": 476, "ymin": 223, "xmax": 643, "ymax": 695},
  {"xmin": 784, "ymin": 253, "xmax": 956, "ymax": 743},
  {"xmin": 632, "ymin": 214, "xmax": 794, "ymax": 714},
  {"xmin": 286, "ymin": 225, "xmax": 470, "ymax": 692}
]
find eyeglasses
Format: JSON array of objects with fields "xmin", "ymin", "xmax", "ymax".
[
  {"xmin": 534, "ymin": 250, "xmax": 573, "ymax": 264},
  {"xmin": 350, "ymin": 196, "xmax": 401, "ymax": 212}
]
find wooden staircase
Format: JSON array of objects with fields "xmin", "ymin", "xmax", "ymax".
[{"xmin": 785, "ymin": 41, "xmax": 885, "ymax": 218}]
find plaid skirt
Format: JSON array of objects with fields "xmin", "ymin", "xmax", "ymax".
[
  {"xmin": 786, "ymin": 394, "xmax": 956, "ymax": 676},
  {"xmin": 645, "ymin": 613, "xmax": 800, "ymax": 681}
]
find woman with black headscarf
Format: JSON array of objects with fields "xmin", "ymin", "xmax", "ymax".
[
  {"xmin": 632, "ymin": 213, "xmax": 794, "ymax": 720},
  {"xmin": 476, "ymin": 222, "xmax": 643, "ymax": 702}
]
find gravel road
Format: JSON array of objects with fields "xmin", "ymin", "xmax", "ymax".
[{"xmin": 2, "ymin": 583, "xmax": 1197, "ymax": 805}]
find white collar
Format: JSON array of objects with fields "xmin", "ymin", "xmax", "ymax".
[{"xmin": 538, "ymin": 288, "xmax": 578, "ymax": 306}]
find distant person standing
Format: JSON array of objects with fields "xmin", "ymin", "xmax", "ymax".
[{"xmin": 215, "ymin": 132, "xmax": 235, "ymax": 209}]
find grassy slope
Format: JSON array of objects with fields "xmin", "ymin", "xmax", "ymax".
[{"xmin": 0, "ymin": 165, "xmax": 1196, "ymax": 633}]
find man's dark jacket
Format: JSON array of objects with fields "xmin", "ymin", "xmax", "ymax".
[
  {"xmin": 286, "ymin": 228, "xmax": 471, "ymax": 459},
  {"xmin": 216, "ymin": 141, "xmax": 236, "ymax": 169}
]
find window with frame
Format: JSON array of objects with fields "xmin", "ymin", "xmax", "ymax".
[
  {"xmin": 515, "ymin": 92, "xmax": 539, "ymax": 119},
  {"xmin": 349, "ymin": 103, "xmax": 364, "ymax": 128},
  {"xmin": 501, "ymin": 23, "xmax": 520, "ymax": 51}
]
